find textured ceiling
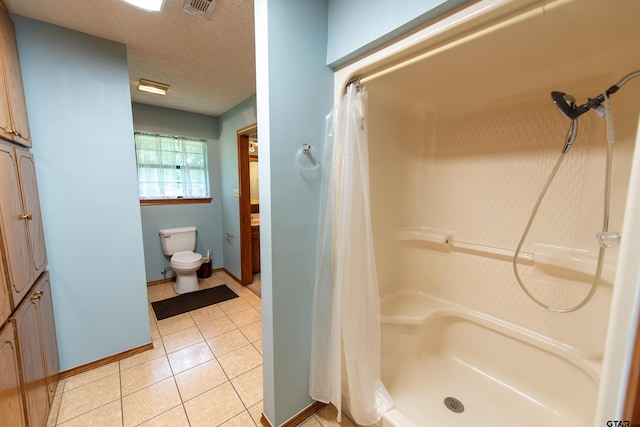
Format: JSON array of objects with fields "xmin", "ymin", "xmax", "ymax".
[{"xmin": 5, "ymin": 0, "xmax": 256, "ymax": 117}]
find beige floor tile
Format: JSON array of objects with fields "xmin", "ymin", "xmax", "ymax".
[
  {"xmin": 247, "ymin": 401, "xmax": 263, "ymax": 425},
  {"xmin": 227, "ymin": 284, "xmax": 255, "ymax": 299},
  {"xmin": 252, "ymin": 339, "xmax": 263, "ymax": 355},
  {"xmin": 217, "ymin": 344, "xmax": 262, "ymax": 379},
  {"xmin": 213, "ymin": 271, "xmax": 234, "ymax": 283},
  {"xmin": 46, "ymin": 391, "xmax": 62, "ymax": 427},
  {"xmin": 147, "ymin": 283, "xmax": 178, "ymax": 303},
  {"xmin": 150, "ymin": 321, "xmax": 160, "ymax": 339},
  {"xmin": 228, "ymin": 307, "xmax": 261, "ymax": 328},
  {"xmin": 230, "ymin": 365, "xmax": 263, "ymax": 408},
  {"xmin": 156, "ymin": 313, "xmax": 196, "ymax": 336},
  {"xmin": 183, "ymin": 382, "xmax": 245, "ymax": 427},
  {"xmin": 47, "ymin": 283, "xmax": 263, "ymax": 427},
  {"xmin": 219, "ymin": 410, "xmax": 257, "ymax": 426},
  {"xmin": 240, "ymin": 320, "xmax": 262, "ymax": 343},
  {"xmin": 218, "ymin": 297, "xmax": 252, "ymax": 315},
  {"xmin": 56, "ymin": 400, "xmax": 122, "ymax": 427},
  {"xmin": 313, "ymin": 405, "xmax": 357, "ymax": 426},
  {"xmin": 189, "ymin": 304, "xmax": 226, "ymax": 325},
  {"xmin": 298, "ymin": 416, "xmax": 322, "ymax": 427},
  {"xmin": 243, "ymin": 293, "xmax": 262, "ymax": 308},
  {"xmin": 174, "ymin": 359, "xmax": 228, "ymax": 402},
  {"xmin": 200, "ymin": 275, "xmax": 225, "ymax": 288},
  {"xmin": 120, "ymin": 337, "xmax": 166, "ymax": 371},
  {"xmin": 148, "ymin": 305, "xmax": 157, "ymax": 323},
  {"xmin": 197, "ymin": 315, "xmax": 237, "ymax": 340},
  {"xmin": 57, "ymin": 373, "xmax": 121, "ymax": 424},
  {"xmin": 221, "ymin": 281, "xmax": 243, "ymax": 291},
  {"xmin": 122, "ymin": 377, "xmax": 182, "ymax": 427},
  {"xmin": 138, "ymin": 405, "xmax": 190, "ymax": 427},
  {"xmin": 168, "ymin": 341, "xmax": 215, "ymax": 374},
  {"xmin": 63, "ymin": 362, "xmax": 119, "ymax": 392},
  {"xmin": 120, "ymin": 356, "xmax": 173, "ymax": 396},
  {"xmin": 162, "ymin": 326, "xmax": 205, "ymax": 353},
  {"xmin": 207, "ymin": 329, "xmax": 250, "ymax": 357},
  {"xmin": 55, "ymin": 378, "xmax": 66, "ymax": 395}
]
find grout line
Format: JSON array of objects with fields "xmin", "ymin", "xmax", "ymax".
[{"xmin": 119, "ymin": 361, "xmax": 124, "ymax": 427}]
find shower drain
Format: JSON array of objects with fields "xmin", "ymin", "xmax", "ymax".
[{"xmin": 444, "ymin": 396, "xmax": 464, "ymax": 413}]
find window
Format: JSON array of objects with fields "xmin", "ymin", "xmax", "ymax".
[{"xmin": 134, "ymin": 131, "xmax": 210, "ymax": 204}]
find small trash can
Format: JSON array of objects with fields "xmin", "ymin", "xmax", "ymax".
[{"xmin": 197, "ymin": 259, "xmax": 212, "ymax": 278}]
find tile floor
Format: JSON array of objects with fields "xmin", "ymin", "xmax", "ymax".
[{"xmin": 45, "ymin": 271, "xmax": 356, "ymax": 427}]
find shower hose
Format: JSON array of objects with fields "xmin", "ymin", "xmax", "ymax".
[{"xmin": 512, "ymin": 104, "xmax": 614, "ymax": 313}]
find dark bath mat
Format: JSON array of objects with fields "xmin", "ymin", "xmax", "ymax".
[{"xmin": 152, "ymin": 284, "xmax": 238, "ymax": 320}]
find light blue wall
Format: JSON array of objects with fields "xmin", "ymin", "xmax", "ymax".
[
  {"xmin": 218, "ymin": 95, "xmax": 257, "ymax": 280},
  {"xmin": 131, "ymin": 103, "xmax": 223, "ymax": 282},
  {"xmin": 13, "ymin": 16, "xmax": 150, "ymax": 370},
  {"xmin": 255, "ymin": 1, "xmax": 333, "ymax": 424},
  {"xmin": 326, "ymin": 0, "xmax": 469, "ymax": 67}
]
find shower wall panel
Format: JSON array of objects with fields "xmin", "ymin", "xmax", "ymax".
[{"xmin": 369, "ymin": 92, "xmax": 640, "ymax": 358}]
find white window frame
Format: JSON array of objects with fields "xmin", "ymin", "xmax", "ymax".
[{"xmin": 134, "ymin": 131, "xmax": 211, "ymax": 204}]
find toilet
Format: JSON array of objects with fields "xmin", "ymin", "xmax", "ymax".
[{"xmin": 159, "ymin": 226, "xmax": 203, "ymax": 294}]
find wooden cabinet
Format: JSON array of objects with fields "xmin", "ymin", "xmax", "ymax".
[
  {"xmin": 12, "ymin": 290, "xmax": 48, "ymax": 427},
  {"xmin": 16, "ymin": 147, "xmax": 47, "ymax": 281},
  {"xmin": 36, "ymin": 275, "xmax": 59, "ymax": 404},
  {"xmin": 11, "ymin": 273, "xmax": 58, "ymax": 427},
  {"xmin": 0, "ymin": 249, "xmax": 11, "ymax": 326},
  {"xmin": 0, "ymin": 322, "xmax": 25, "ymax": 427},
  {"xmin": 0, "ymin": 141, "xmax": 47, "ymax": 309},
  {"xmin": 0, "ymin": 1, "xmax": 31, "ymax": 147},
  {"xmin": 0, "ymin": 6, "xmax": 57, "ymax": 427}
]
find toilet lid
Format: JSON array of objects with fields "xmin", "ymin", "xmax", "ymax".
[{"xmin": 172, "ymin": 251, "xmax": 202, "ymax": 263}]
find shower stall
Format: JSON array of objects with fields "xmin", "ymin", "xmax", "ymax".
[{"xmin": 333, "ymin": 0, "xmax": 640, "ymax": 425}]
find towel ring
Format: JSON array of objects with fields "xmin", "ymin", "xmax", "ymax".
[{"xmin": 296, "ymin": 144, "xmax": 320, "ymax": 169}]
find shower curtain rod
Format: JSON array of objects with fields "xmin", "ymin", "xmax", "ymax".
[
  {"xmin": 345, "ymin": 77, "xmax": 362, "ymax": 90},
  {"xmin": 342, "ymin": 0, "xmax": 569, "ymax": 92}
]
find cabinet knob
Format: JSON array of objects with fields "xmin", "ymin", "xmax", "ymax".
[
  {"xmin": 20, "ymin": 213, "xmax": 33, "ymax": 221},
  {"xmin": 8, "ymin": 128, "xmax": 22, "ymax": 138},
  {"xmin": 31, "ymin": 290, "xmax": 43, "ymax": 300}
]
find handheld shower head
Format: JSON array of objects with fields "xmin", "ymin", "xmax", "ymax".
[
  {"xmin": 551, "ymin": 91, "xmax": 578, "ymax": 119},
  {"xmin": 550, "ymin": 70, "xmax": 640, "ymax": 121}
]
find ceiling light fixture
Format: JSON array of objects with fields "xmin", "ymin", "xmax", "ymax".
[
  {"xmin": 137, "ymin": 79, "xmax": 169, "ymax": 96},
  {"xmin": 122, "ymin": 0, "xmax": 165, "ymax": 12}
]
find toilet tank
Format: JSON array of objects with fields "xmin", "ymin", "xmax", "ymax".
[{"xmin": 159, "ymin": 226, "xmax": 197, "ymax": 255}]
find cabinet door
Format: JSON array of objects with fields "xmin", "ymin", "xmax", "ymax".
[
  {"xmin": 0, "ymin": 5, "xmax": 31, "ymax": 147},
  {"xmin": 0, "ymin": 251, "xmax": 10, "ymax": 325},
  {"xmin": 12, "ymin": 293, "xmax": 48, "ymax": 427},
  {"xmin": 0, "ymin": 4, "xmax": 14, "ymax": 140},
  {"xmin": 0, "ymin": 141, "xmax": 33, "ymax": 306},
  {"xmin": 34, "ymin": 273, "xmax": 58, "ymax": 403},
  {"xmin": 0, "ymin": 323, "xmax": 26, "ymax": 427},
  {"xmin": 15, "ymin": 149, "xmax": 47, "ymax": 278}
]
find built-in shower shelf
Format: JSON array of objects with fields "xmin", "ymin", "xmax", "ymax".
[
  {"xmin": 380, "ymin": 291, "xmax": 444, "ymax": 324},
  {"xmin": 392, "ymin": 227, "xmax": 453, "ymax": 244},
  {"xmin": 533, "ymin": 243, "xmax": 616, "ymax": 285},
  {"xmin": 393, "ymin": 227, "xmax": 616, "ymax": 283}
]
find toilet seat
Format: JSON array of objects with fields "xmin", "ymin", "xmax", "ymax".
[{"xmin": 171, "ymin": 251, "xmax": 202, "ymax": 269}]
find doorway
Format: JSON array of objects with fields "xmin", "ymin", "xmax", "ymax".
[{"xmin": 237, "ymin": 123, "xmax": 259, "ymax": 285}]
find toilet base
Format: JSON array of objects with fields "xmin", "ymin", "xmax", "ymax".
[{"xmin": 174, "ymin": 270, "xmax": 200, "ymax": 294}]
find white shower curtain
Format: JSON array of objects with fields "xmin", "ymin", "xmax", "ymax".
[{"xmin": 309, "ymin": 83, "xmax": 393, "ymax": 425}]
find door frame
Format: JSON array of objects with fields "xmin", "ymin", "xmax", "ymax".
[{"xmin": 237, "ymin": 123, "xmax": 257, "ymax": 285}]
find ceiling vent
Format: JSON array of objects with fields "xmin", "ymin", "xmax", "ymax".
[{"xmin": 182, "ymin": 0, "xmax": 218, "ymax": 20}]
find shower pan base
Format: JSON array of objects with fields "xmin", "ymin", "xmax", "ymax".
[{"xmin": 378, "ymin": 293, "xmax": 598, "ymax": 427}]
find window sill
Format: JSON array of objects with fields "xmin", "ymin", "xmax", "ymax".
[{"xmin": 140, "ymin": 198, "xmax": 212, "ymax": 206}]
